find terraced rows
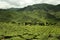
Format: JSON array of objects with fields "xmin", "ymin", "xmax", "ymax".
[{"xmin": 0, "ymin": 23, "xmax": 60, "ymax": 40}]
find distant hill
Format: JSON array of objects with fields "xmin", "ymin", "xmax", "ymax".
[
  {"xmin": 0, "ymin": 3, "xmax": 60, "ymax": 25},
  {"xmin": 18, "ymin": 4, "xmax": 54, "ymax": 11}
]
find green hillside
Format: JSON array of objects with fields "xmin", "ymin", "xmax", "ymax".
[
  {"xmin": 0, "ymin": 4, "xmax": 60, "ymax": 25},
  {"xmin": 0, "ymin": 3, "xmax": 60, "ymax": 40}
]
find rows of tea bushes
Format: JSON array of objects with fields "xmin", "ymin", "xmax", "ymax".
[{"xmin": 0, "ymin": 22, "xmax": 60, "ymax": 40}]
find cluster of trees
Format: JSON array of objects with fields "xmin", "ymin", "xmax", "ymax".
[{"xmin": 11, "ymin": 21, "xmax": 56, "ymax": 26}]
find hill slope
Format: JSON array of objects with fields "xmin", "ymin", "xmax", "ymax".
[{"xmin": 0, "ymin": 3, "xmax": 60, "ymax": 25}]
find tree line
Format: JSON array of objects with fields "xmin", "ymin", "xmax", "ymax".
[{"xmin": 11, "ymin": 21, "xmax": 56, "ymax": 26}]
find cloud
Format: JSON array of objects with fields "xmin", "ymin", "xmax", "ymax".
[
  {"xmin": 0, "ymin": 0, "xmax": 60, "ymax": 9},
  {"xmin": 0, "ymin": 0, "xmax": 20, "ymax": 6},
  {"xmin": 42, "ymin": 0, "xmax": 60, "ymax": 4}
]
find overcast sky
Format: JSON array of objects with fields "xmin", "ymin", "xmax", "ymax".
[{"xmin": 0, "ymin": 0, "xmax": 60, "ymax": 9}]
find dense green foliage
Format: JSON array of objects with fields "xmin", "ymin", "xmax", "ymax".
[
  {"xmin": 0, "ymin": 22, "xmax": 60, "ymax": 40},
  {"xmin": 0, "ymin": 3, "xmax": 60, "ymax": 40}
]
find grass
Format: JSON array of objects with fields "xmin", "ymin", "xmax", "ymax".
[{"xmin": 0, "ymin": 22, "xmax": 60, "ymax": 40}]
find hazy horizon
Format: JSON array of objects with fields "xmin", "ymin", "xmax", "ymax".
[{"xmin": 0, "ymin": 0, "xmax": 60, "ymax": 9}]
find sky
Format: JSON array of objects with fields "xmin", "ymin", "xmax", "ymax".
[{"xmin": 0, "ymin": 0, "xmax": 60, "ymax": 9}]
